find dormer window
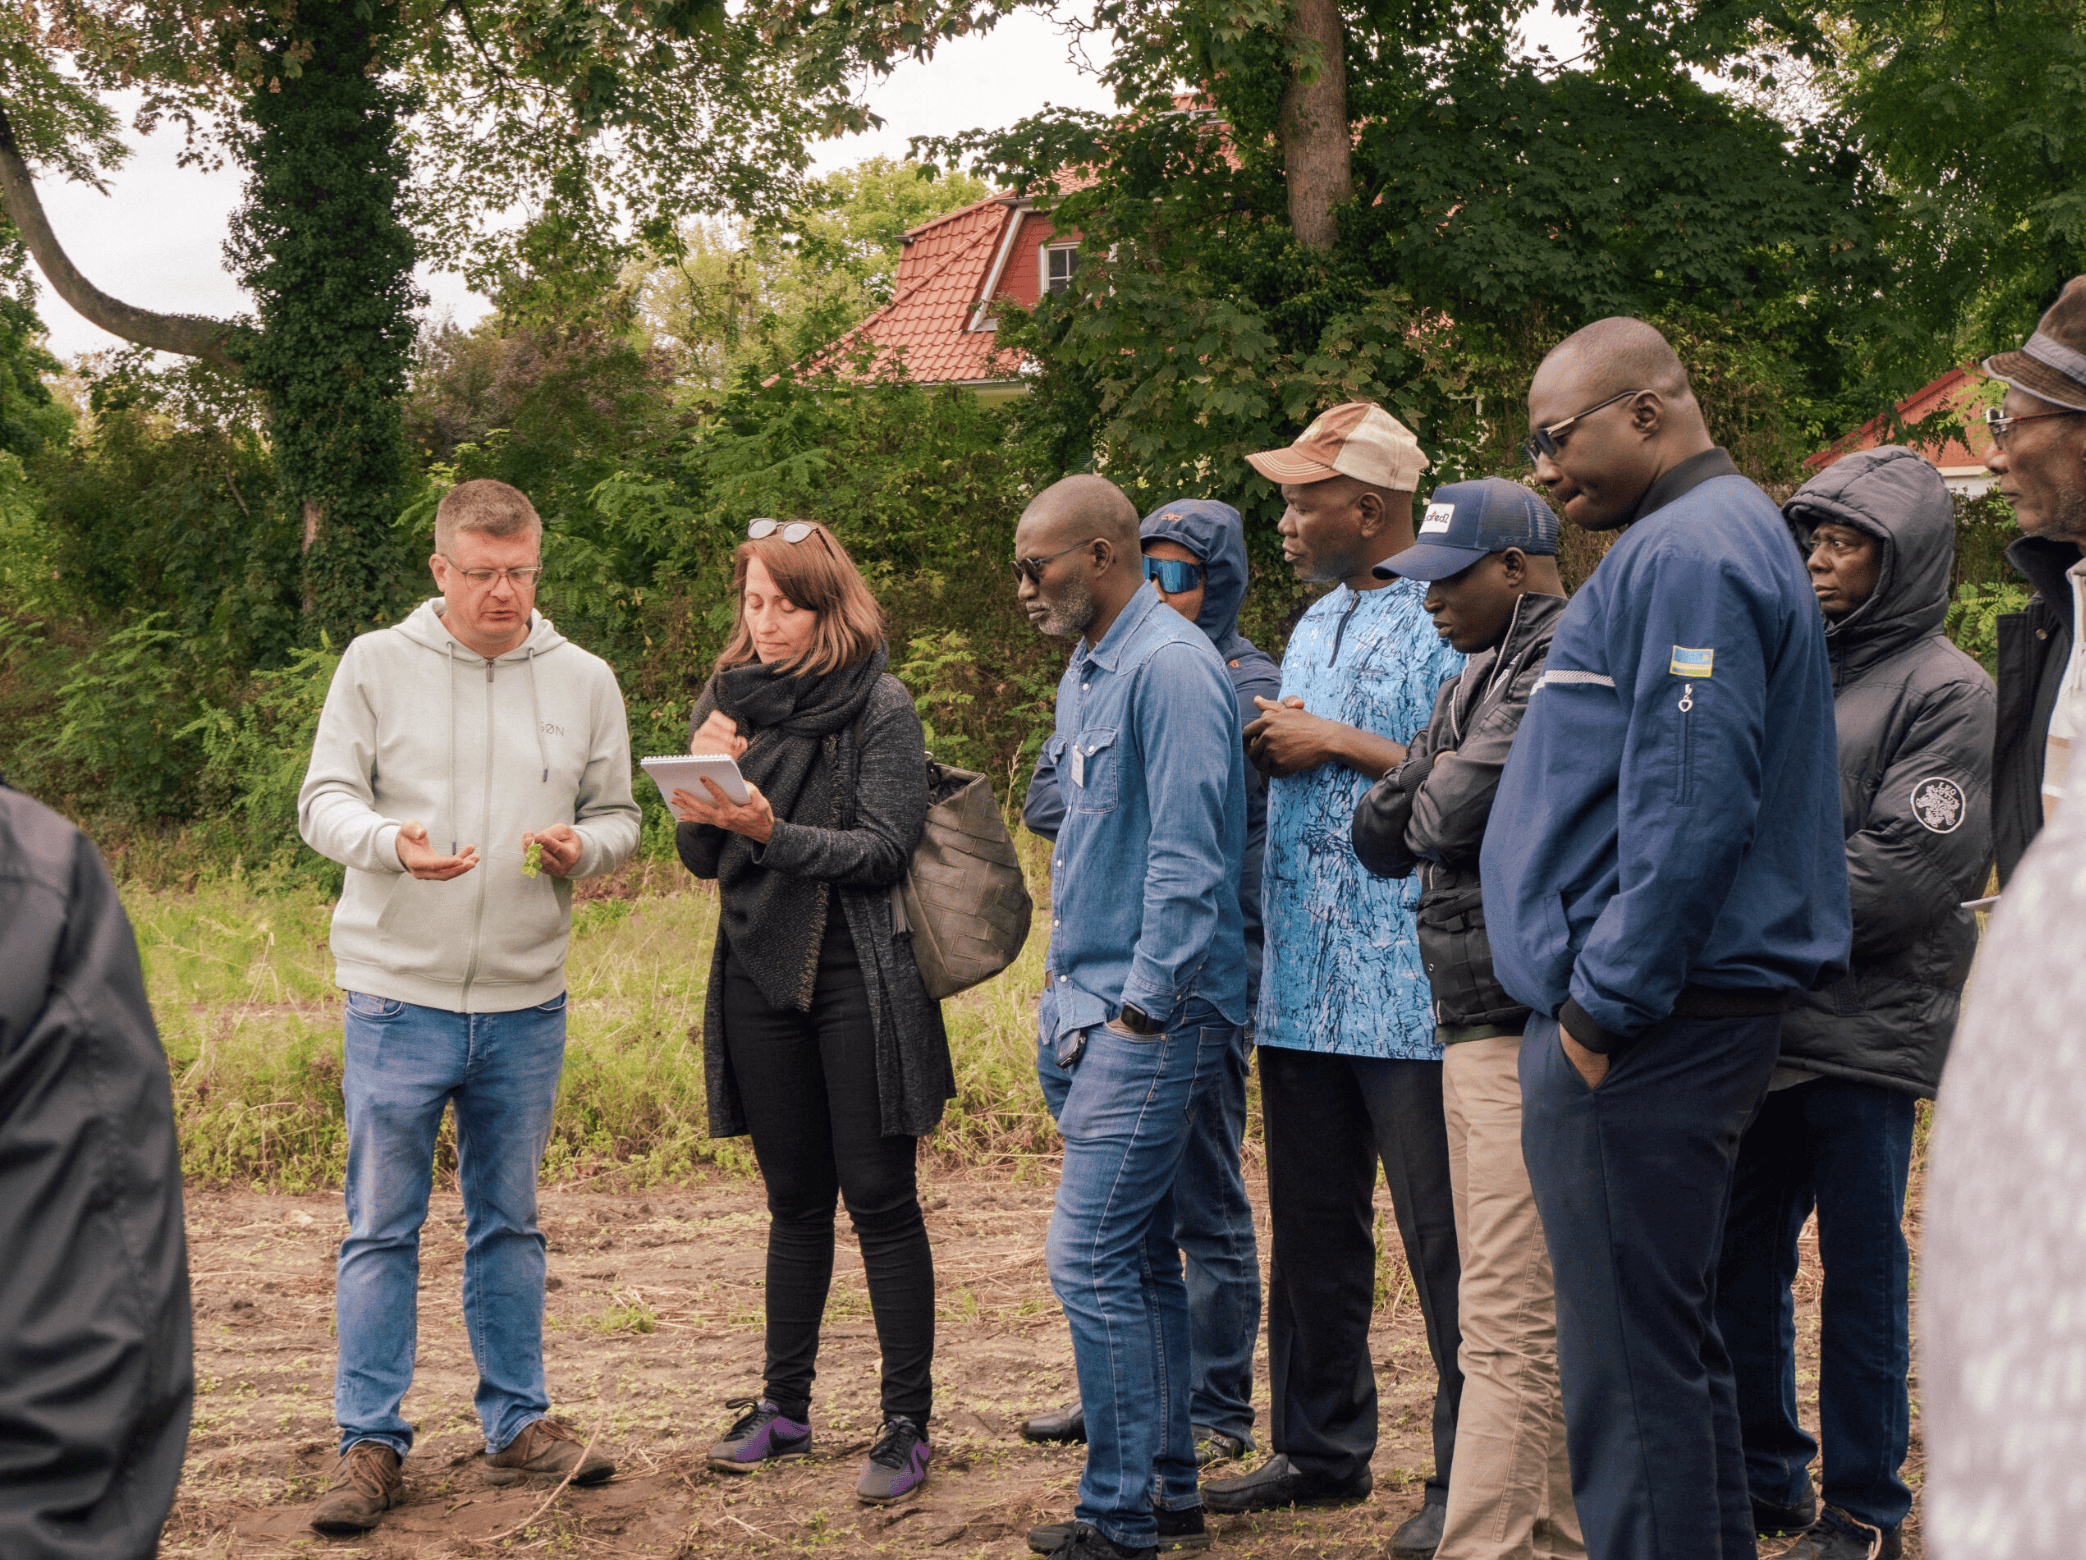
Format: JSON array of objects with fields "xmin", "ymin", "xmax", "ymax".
[{"xmin": 1043, "ymin": 243, "xmax": 1080, "ymax": 295}]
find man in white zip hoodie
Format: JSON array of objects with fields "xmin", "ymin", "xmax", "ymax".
[{"xmin": 297, "ymin": 478, "xmax": 641, "ymax": 1534}]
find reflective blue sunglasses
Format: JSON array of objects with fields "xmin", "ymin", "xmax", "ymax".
[{"xmin": 1143, "ymin": 556, "xmax": 1205, "ymax": 594}]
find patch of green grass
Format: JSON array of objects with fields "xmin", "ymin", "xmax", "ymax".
[{"xmin": 132, "ymin": 840, "xmax": 1065, "ymax": 1191}]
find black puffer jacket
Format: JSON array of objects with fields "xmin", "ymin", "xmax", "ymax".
[
  {"xmin": 1993, "ymin": 533, "xmax": 2079, "ymax": 884},
  {"xmin": 0, "ymin": 781, "xmax": 193, "ymax": 1560},
  {"xmin": 1781, "ymin": 447, "xmax": 1996, "ymax": 1097},
  {"xmin": 1351, "ymin": 591, "xmax": 1566, "ymax": 1031}
]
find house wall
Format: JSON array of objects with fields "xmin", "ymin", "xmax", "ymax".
[{"xmin": 991, "ymin": 212, "xmax": 1078, "ymax": 309}]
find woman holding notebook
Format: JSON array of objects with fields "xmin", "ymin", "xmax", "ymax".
[{"xmin": 669, "ymin": 518, "xmax": 950, "ymax": 1504}]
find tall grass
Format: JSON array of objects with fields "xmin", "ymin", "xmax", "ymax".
[{"xmin": 134, "ymin": 845, "xmax": 1064, "ymax": 1191}]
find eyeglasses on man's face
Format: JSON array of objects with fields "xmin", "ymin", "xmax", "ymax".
[
  {"xmin": 1014, "ymin": 538, "xmax": 1100, "ymax": 585},
  {"xmin": 1524, "ymin": 388, "xmax": 1648, "ymax": 467},
  {"xmin": 441, "ymin": 556, "xmax": 544, "ymax": 589},
  {"xmin": 1983, "ymin": 405, "xmax": 2086, "ymax": 447},
  {"xmin": 1143, "ymin": 556, "xmax": 1205, "ymax": 594}
]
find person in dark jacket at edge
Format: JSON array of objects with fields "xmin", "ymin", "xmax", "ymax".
[
  {"xmin": 1982, "ymin": 275, "xmax": 2086, "ymax": 883},
  {"xmin": 0, "ymin": 776, "xmax": 193, "ymax": 1560},
  {"xmin": 1711, "ymin": 448, "xmax": 1994, "ymax": 1560},
  {"xmin": 1351, "ymin": 477, "xmax": 1584, "ymax": 1560},
  {"xmin": 1018, "ymin": 498, "xmax": 1282, "ymax": 1476},
  {"xmin": 1482, "ymin": 317, "xmax": 1851, "ymax": 1560}
]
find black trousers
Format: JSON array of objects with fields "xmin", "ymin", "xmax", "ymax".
[
  {"xmin": 721, "ymin": 925, "xmax": 934, "ymax": 1424},
  {"xmin": 1520, "ymin": 1010, "xmax": 1780, "ymax": 1560},
  {"xmin": 1260, "ymin": 1046, "xmax": 1464, "ymax": 1500}
]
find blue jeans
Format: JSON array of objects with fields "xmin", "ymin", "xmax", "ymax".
[
  {"xmin": 1175, "ymin": 1024, "xmax": 1260, "ymax": 1444},
  {"xmin": 1520, "ymin": 1009, "xmax": 1780, "ymax": 1560},
  {"xmin": 1715, "ymin": 1077, "xmax": 1916, "ymax": 1532},
  {"xmin": 336, "ymin": 991, "xmax": 567, "ymax": 1457},
  {"xmin": 1039, "ymin": 1002, "xmax": 1226, "ymax": 1550}
]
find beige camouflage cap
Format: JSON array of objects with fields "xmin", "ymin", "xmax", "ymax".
[{"xmin": 1245, "ymin": 401, "xmax": 1430, "ymax": 491}]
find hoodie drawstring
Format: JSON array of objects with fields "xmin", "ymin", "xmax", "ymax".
[
  {"xmin": 527, "ymin": 646, "xmax": 548, "ymax": 784},
  {"xmin": 446, "ymin": 639, "xmax": 459, "ymax": 856}
]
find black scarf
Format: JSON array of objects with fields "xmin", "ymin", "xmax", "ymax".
[{"xmin": 695, "ymin": 646, "xmax": 888, "ymax": 1010}]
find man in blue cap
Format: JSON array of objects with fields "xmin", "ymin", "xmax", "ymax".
[
  {"xmin": 1020, "ymin": 498, "xmax": 1281, "ymax": 1485},
  {"xmin": 1352, "ymin": 478, "xmax": 1582, "ymax": 1560}
]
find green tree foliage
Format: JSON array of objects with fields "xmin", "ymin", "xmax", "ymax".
[
  {"xmin": 225, "ymin": 1, "xmax": 420, "ymax": 641},
  {"xmin": 1822, "ymin": 0, "xmax": 2086, "ymax": 369},
  {"xmin": 630, "ymin": 158, "xmax": 992, "ymax": 388},
  {"xmin": 934, "ymin": 0, "xmax": 1889, "ymax": 520}
]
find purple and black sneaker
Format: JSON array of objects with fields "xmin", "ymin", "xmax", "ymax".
[
  {"xmin": 855, "ymin": 1415, "xmax": 930, "ymax": 1504},
  {"xmin": 706, "ymin": 1397, "xmax": 812, "ymax": 1474}
]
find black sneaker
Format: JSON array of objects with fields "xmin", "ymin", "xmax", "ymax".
[
  {"xmin": 1201, "ymin": 1452, "xmax": 1372, "ymax": 1513},
  {"xmin": 1191, "ymin": 1425, "xmax": 1249, "ymax": 1467},
  {"xmin": 1782, "ymin": 1506, "xmax": 1902, "ymax": 1560},
  {"xmin": 1032, "ymin": 1520, "xmax": 1158, "ymax": 1559},
  {"xmin": 705, "ymin": 1397, "xmax": 812, "ymax": 1473},
  {"xmin": 1028, "ymin": 1504, "xmax": 1210, "ymax": 1554}
]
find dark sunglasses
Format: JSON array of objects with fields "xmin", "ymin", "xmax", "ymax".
[
  {"xmin": 1524, "ymin": 388, "xmax": 1647, "ymax": 466},
  {"xmin": 1014, "ymin": 538, "xmax": 1100, "ymax": 584},
  {"xmin": 1984, "ymin": 405, "xmax": 2086, "ymax": 446},
  {"xmin": 1143, "ymin": 556, "xmax": 1205, "ymax": 594}
]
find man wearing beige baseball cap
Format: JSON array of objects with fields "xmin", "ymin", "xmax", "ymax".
[
  {"xmin": 1981, "ymin": 276, "xmax": 2086, "ymax": 882},
  {"xmin": 1204, "ymin": 402, "xmax": 1466, "ymax": 1559}
]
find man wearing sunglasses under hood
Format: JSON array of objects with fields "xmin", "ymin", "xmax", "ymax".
[
  {"xmin": 1020, "ymin": 500, "xmax": 1281, "ymax": 1484},
  {"xmin": 1714, "ymin": 447, "xmax": 1992, "ymax": 1560}
]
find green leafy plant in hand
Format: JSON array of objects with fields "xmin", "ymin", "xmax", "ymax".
[{"xmin": 524, "ymin": 836, "xmax": 544, "ymax": 877}]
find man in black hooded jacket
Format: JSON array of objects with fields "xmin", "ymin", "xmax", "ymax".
[
  {"xmin": 0, "ymin": 777, "xmax": 193, "ymax": 1560},
  {"xmin": 1714, "ymin": 446, "xmax": 1994, "ymax": 1560}
]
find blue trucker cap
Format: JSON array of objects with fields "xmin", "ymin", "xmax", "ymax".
[{"xmin": 1372, "ymin": 477, "xmax": 1561, "ymax": 581}]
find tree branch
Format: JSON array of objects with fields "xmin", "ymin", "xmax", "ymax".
[{"xmin": 0, "ymin": 106, "xmax": 238, "ymax": 371}]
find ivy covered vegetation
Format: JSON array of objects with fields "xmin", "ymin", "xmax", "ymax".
[{"xmin": 0, "ymin": 0, "xmax": 2074, "ymax": 884}]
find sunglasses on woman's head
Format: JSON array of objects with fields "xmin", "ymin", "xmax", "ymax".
[
  {"xmin": 749, "ymin": 518, "xmax": 819, "ymax": 543},
  {"xmin": 1143, "ymin": 556, "xmax": 1205, "ymax": 594}
]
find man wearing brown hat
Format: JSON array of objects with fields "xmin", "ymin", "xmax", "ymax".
[
  {"xmin": 1204, "ymin": 403, "xmax": 1466, "ymax": 1560},
  {"xmin": 1983, "ymin": 276, "xmax": 2086, "ymax": 881}
]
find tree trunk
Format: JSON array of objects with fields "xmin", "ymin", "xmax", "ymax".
[
  {"xmin": 0, "ymin": 109, "xmax": 238, "ymax": 370},
  {"xmin": 1280, "ymin": 0, "xmax": 1350, "ymax": 251}
]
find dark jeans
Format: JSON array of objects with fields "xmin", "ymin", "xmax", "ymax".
[
  {"xmin": 1716, "ymin": 1077, "xmax": 1916, "ymax": 1533},
  {"xmin": 1520, "ymin": 1009, "xmax": 1780, "ymax": 1560},
  {"xmin": 1260, "ymin": 1045, "xmax": 1464, "ymax": 1500},
  {"xmin": 1176, "ymin": 1023, "xmax": 1260, "ymax": 1443},
  {"xmin": 722, "ymin": 929, "xmax": 934, "ymax": 1424}
]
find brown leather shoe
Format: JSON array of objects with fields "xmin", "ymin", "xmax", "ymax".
[
  {"xmin": 309, "ymin": 1441, "xmax": 403, "ymax": 1534},
  {"xmin": 481, "ymin": 1417, "xmax": 614, "ymax": 1487}
]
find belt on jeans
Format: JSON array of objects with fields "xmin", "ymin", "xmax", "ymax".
[{"xmin": 1666, "ymin": 984, "xmax": 1799, "ymax": 1020}]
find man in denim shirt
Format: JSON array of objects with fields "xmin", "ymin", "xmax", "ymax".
[
  {"xmin": 1014, "ymin": 474, "xmax": 1250, "ymax": 1560},
  {"xmin": 1207, "ymin": 403, "xmax": 1466, "ymax": 1559}
]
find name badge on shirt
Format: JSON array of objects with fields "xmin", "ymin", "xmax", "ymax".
[{"xmin": 1670, "ymin": 645, "xmax": 1715, "ymax": 677}]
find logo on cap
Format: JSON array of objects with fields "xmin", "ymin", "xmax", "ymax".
[
  {"xmin": 1420, "ymin": 503, "xmax": 1456, "ymax": 535},
  {"xmin": 1670, "ymin": 646, "xmax": 1715, "ymax": 677}
]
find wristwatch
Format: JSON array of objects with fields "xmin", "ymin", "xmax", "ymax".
[{"xmin": 1117, "ymin": 1002, "xmax": 1164, "ymax": 1036}]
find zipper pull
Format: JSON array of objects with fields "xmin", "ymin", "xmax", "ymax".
[{"xmin": 1678, "ymin": 682, "xmax": 1694, "ymax": 713}]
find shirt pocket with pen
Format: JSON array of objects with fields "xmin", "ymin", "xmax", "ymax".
[{"xmin": 1069, "ymin": 728, "xmax": 1121, "ymax": 814}]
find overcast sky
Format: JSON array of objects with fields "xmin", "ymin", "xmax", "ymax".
[{"xmin": 28, "ymin": 6, "xmax": 1583, "ymax": 363}]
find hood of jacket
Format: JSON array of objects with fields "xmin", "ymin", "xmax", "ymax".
[
  {"xmin": 394, "ymin": 597, "xmax": 569, "ymax": 661},
  {"xmin": 1783, "ymin": 446, "xmax": 1955, "ymax": 680},
  {"xmin": 1141, "ymin": 499, "xmax": 1264, "ymax": 666}
]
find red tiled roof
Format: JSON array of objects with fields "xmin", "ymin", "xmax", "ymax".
[
  {"xmin": 1807, "ymin": 366, "xmax": 1996, "ymax": 473},
  {"xmin": 809, "ymin": 194, "xmax": 1032, "ymax": 385}
]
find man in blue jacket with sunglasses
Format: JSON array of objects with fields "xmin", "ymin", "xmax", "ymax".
[{"xmin": 1482, "ymin": 318, "xmax": 1850, "ymax": 1560}]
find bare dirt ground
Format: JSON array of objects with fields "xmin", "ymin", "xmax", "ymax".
[{"xmin": 166, "ymin": 1166, "xmax": 1924, "ymax": 1559}]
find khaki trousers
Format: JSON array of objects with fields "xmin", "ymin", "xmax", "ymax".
[{"xmin": 1437, "ymin": 1035, "xmax": 1584, "ymax": 1560}]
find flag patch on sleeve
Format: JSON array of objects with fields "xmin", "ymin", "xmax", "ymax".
[{"xmin": 1669, "ymin": 646, "xmax": 1714, "ymax": 677}]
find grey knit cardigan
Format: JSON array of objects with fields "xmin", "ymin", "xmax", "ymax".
[{"xmin": 680, "ymin": 673, "xmax": 955, "ymax": 1140}]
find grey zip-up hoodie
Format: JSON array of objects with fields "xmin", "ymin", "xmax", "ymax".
[{"xmin": 298, "ymin": 599, "xmax": 641, "ymax": 1012}]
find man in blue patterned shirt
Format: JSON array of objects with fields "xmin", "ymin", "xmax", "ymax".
[{"xmin": 1204, "ymin": 403, "xmax": 1467, "ymax": 1558}]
